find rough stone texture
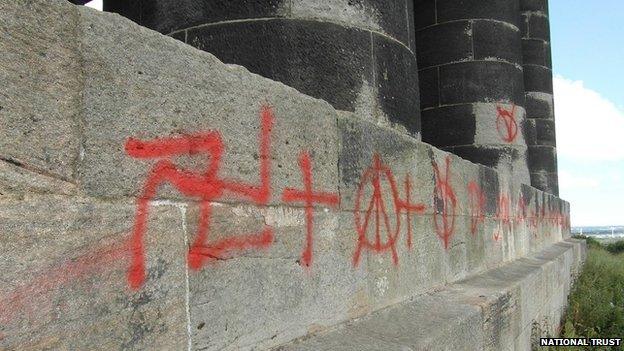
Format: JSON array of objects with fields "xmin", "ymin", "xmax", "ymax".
[
  {"xmin": 415, "ymin": 0, "xmax": 530, "ymax": 184},
  {"xmin": 0, "ymin": 0, "xmax": 82, "ymax": 183},
  {"xmin": 1, "ymin": 1, "xmax": 575, "ymax": 350},
  {"xmin": 520, "ymin": 0, "xmax": 558, "ymax": 195},
  {"xmin": 104, "ymin": 0, "xmax": 415, "ymax": 48},
  {"xmin": 78, "ymin": 13, "xmax": 340, "ymax": 201},
  {"xmin": 0, "ymin": 196, "xmax": 188, "ymax": 350},
  {"xmin": 279, "ymin": 239, "xmax": 585, "ymax": 351},
  {"xmin": 104, "ymin": 0, "xmax": 421, "ymax": 138}
]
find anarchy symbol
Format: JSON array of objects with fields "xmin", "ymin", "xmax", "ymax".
[{"xmin": 352, "ymin": 154, "xmax": 402, "ymax": 267}]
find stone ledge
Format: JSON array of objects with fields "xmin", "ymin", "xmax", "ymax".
[{"xmin": 276, "ymin": 239, "xmax": 586, "ymax": 351}]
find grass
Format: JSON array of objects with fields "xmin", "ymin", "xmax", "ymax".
[{"xmin": 540, "ymin": 236, "xmax": 624, "ymax": 350}]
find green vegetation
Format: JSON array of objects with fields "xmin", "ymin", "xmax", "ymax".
[{"xmin": 543, "ymin": 236, "xmax": 624, "ymax": 350}]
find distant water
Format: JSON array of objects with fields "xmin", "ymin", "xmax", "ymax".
[{"xmin": 572, "ymin": 226, "xmax": 624, "ymax": 239}]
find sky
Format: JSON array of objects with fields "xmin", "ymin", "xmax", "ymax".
[
  {"xmin": 550, "ymin": 0, "xmax": 624, "ymax": 226},
  {"xmin": 85, "ymin": 0, "xmax": 622, "ymax": 226},
  {"xmin": 85, "ymin": 0, "xmax": 101, "ymax": 10}
]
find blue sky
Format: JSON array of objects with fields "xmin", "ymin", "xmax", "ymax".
[
  {"xmin": 86, "ymin": 0, "xmax": 622, "ymax": 226},
  {"xmin": 551, "ymin": 0, "xmax": 624, "ymax": 226}
]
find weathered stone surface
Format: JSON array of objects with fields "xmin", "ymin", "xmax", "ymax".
[
  {"xmin": 473, "ymin": 20, "xmax": 523, "ymax": 65},
  {"xmin": 77, "ymin": 9, "xmax": 340, "ymax": 203},
  {"xmin": 104, "ymin": 0, "xmax": 290, "ymax": 34},
  {"xmin": 105, "ymin": 0, "xmax": 416, "ymax": 49},
  {"xmin": 0, "ymin": 196, "xmax": 188, "ymax": 350},
  {"xmin": 290, "ymin": 0, "xmax": 414, "ymax": 47},
  {"xmin": 0, "ymin": 160, "xmax": 77, "ymax": 197},
  {"xmin": 186, "ymin": 205, "xmax": 366, "ymax": 351},
  {"xmin": 0, "ymin": 0, "xmax": 82, "ymax": 183},
  {"xmin": 1, "ymin": 1, "xmax": 575, "ymax": 350},
  {"xmin": 435, "ymin": 0, "xmax": 521, "ymax": 28},
  {"xmin": 416, "ymin": 21, "xmax": 473, "ymax": 69},
  {"xmin": 439, "ymin": 62, "xmax": 525, "ymax": 106},
  {"xmin": 280, "ymin": 239, "xmax": 585, "ymax": 351}
]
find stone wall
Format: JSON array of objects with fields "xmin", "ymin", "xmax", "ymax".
[
  {"xmin": 104, "ymin": 0, "xmax": 421, "ymax": 137},
  {"xmin": 0, "ymin": 1, "xmax": 577, "ymax": 350}
]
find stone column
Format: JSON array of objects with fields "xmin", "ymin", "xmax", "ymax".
[
  {"xmin": 520, "ymin": 0, "xmax": 558, "ymax": 195},
  {"xmin": 104, "ymin": 0, "xmax": 421, "ymax": 137},
  {"xmin": 415, "ymin": 0, "xmax": 530, "ymax": 182}
]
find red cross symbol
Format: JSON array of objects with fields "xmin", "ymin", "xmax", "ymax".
[
  {"xmin": 400, "ymin": 175, "xmax": 426, "ymax": 250},
  {"xmin": 282, "ymin": 152, "xmax": 340, "ymax": 267},
  {"xmin": 467, "ymin": 181, "xmax": 486, "ymax": 236}
]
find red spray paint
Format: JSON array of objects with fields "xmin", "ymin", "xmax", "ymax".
[
  {"xmin": 0, "ymin": 239, "xmax": 130, "ymax": 327},
  {"xmin": 352, "ymin": 154, "xmax": 402, "ymax": 267},
  {"xmin": 515, "ymin": 194, "xmax": 527, "ymax": 224},
  {"xmin": 432, "ymin": 156, "xmax": 457, "ymax": 249},
  {"xmin": 399, "ymin": 174, "xmax": 426, "ymax": 250},
  {"xmin": 467, "ymin": 181, "xmax": 486, "ymax": 236},
  {"xmin": 125, "ymin": 105, "xmax": 276, "ymax": 289},
  {"xmin": 494, "ymin": 193, "xmax": 511, "ymax": 242},
  {"xmin": 496, "ymin": 104, "xmax": 518, "ymax": 143},
  {"xmin": 282, "ymin": 152, "xmax": 340, "ymax": 267}
]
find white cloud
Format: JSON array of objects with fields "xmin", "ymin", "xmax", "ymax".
[
  {"xmin": 554, "ymin": 76, "xmax": 624, "ymax": 161},
  {"xmin": 85, "ymin": 0, "xmax": 102, "ymax": 11},
  {"xmin": 559, "ymin": 170, "xmax": 600, "ymax": 189}
]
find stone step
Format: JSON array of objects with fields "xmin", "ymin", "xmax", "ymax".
[{"xmin": 276, "ymin": 239, "xmax": 585, "ymax": 351}]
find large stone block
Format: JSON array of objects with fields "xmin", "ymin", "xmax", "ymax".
[
  {"xmin": 0, "ymin": 196, "xmax": 188, "ymax": 350},
  {"xmin": 521, "ymin": 0, "xmax": 549, "ymax": 12},
  {"xmin": 104, "ymin": 0, "xmax": 415, "ymax": 49},
  {"xmin": 522, "ymin": 39, "xmax": 552, "ymax": 67},
  {"xmin": 444, "ymin": 144, "xmax": 530, "ymax": 184},
  {"xmin": 373, "ymin": 34, "xmax": 421, "ymax": 135},
  {"xmin": 105, "ymin": 0, "xmax": 290, "ymax": 34},
  {"xmin": 523, "ymin": 65, "xmax": 553, "ymax": 94},
  {"xmin": 525, "ymin": 92, "xmax": 554, "ymax": 120},
  {"xmin": 522, "ymin": 12, "xmax": 550, "ymax": 41},
  {"xmin": 418, "ymin": 67, "xmax": 440, "ymax": 109},
  {"xmin": 186, "ymin": 19, "xmax": 373, "ymax": 113},
  {"xmin": 77, "ymin": 9, "xmax": 341, "ymax": 204},
  {"xmin": 0, "ymin": 0, "xmax": 82, "ymax": 183},
  {"xmin": 439, "ymin": 62, "xmax": 525, "ymax": 106},
  {"xmin": 422, "ymin": 104, "xmax": 477, "ymax": 147},
  {"xmin": 290, "ymin": 0, "xmax": 414, "ymax": 47},
  {"xmin": 185, "ymin": 204, "xmax": 366, "ymax": 351},
  {"xmin": 337, "ymin": 113, "xmax": 434, "ymax": 212},
  {"xmin": 413, "ymin": 0, "xmax": 436, "ymax": 29},
  {"xmin": 436, "ymin": 0, "xmax": 521, "ymax": 27},
  {"xmin": 416, "ymin": 21, "xmax": 473, "ymax": 69},
  {"xmin": 473, "ymin": 20, "xmax": 523, "ymax": 65},
  {"xmin": 184, "ymin": 19, "xmax": 419, "ymax": 135},
  {"xmin": 528, "ymin": 146, "xmax": 557, "ymax": 173}
]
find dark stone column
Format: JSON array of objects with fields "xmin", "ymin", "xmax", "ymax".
[
  {"xmin": 415, "ymin": 0, "xmax": 530, "ymax": 182},
  {"xmin": 104, "ymin": 0, "xmax": 421, "ymax": 137},
  {"xmin": 520, "ymin": 0, "xmax": 558, "ymax": 195}
]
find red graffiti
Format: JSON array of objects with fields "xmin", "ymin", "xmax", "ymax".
[
  {"xmin": 496, "ymin": 104, "xmax": 518, "ymax": 143},
  {"xmin": 432, "ymin": 156, "xmax": 456, "ymax": 249},
  {"xmin": 515, "ymin": 194, "xmax": 527, "ymax": 223},
  {"xmin": 0, "ymin": 239, "xmax": 130, "ymax": 327},
  {"xmin": 400, "ymin": 174, "xmax": 426, "ymax": 249},
  {"xmin": 494, "ymin": 193, "xmax": 511, "ymax": 241},
  {"xmin": 125, "ymin": 105, "xmax": 276, "ymax": 289},
  {"xmin": 467, "ymin": 181, "xmax": 486, "ymax": 236},
  {"xmin": 282, "ymin": 152, "xmax": 340, "ymax": 267},
  {"xmin": 353, "ymin": 154, "xmax": 402, "ymax": 267},
  {"xmin": 529, "ymin": 209, "xmax": 539, "ymax": 237}
]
